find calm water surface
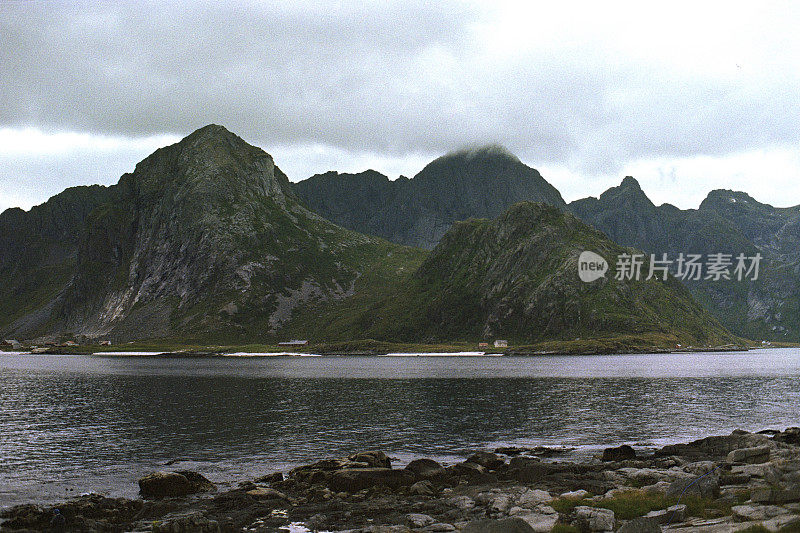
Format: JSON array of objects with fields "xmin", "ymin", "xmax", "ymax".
[{"xmin": 1, "ymin": 349, "xmax": 799, "ymax": 507}]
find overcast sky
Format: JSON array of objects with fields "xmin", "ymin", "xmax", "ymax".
[{"xmin": 2, "ymin": 1, "xmax": 800, "ymax": 212}]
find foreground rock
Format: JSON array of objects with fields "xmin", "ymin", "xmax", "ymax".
[
  {"xmin": 138, "ymin": 470, "xmax": 215, "ymax": 497},
  {"xmin": 2, "ymin": 428, "xmax": 800, "ymax": 532}
]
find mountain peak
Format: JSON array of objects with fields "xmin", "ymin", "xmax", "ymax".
[
  {"xmin": 620, "ymin": 176, "xmax": 642, "ymax": 190},
  {"xmin": 444, "ymin": 144, "xmax": 520, "ymax": 163}
]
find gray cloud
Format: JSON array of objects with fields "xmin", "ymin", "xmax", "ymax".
[{"xmin": 2, "ymin": 1, "xmax": 800, "ymax": 208}]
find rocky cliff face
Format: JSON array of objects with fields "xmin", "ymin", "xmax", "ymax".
[
  {"xmin": 571, "ymin": 177, "xmax": 800, "ymax": 341},
  {"xmin": 293, "ymin": 145, "xmax": 567, "ymax": 249},
  {"xmin": 1, "ymin": 125, "xmax": 418, "ymax": 341}
]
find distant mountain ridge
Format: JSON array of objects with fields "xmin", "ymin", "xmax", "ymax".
[
  {"xmin": 293, "ymin": 145, "xmax": 566, "ymax": 249},
  {"xmin": 570, "ymin": 177, "xmax": 800, "ymax": 341},
  {"xmin": 0, "ymin": 126, "xmax": 730, "ymax": 347}
]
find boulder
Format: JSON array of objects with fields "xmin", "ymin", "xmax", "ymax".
[
  {"xmin": 516, "ymin": 512, "xmax": 558, "ymax": 533},
  {"xmin": 410, "ymin": 480, "xmax": 436, "ymax": 496},
  {"xmin": 751, "ymin": 485, "xmax": 800, "ymax": 504},
  {"xmin": 254, "ymin": 472, "xmax": 283, "ymax": 483},
  {"xmin": 517, "ymin": 489, "xmax": 553, "ymax": 507},
  {"xmin": 645, "ymin": 504, "xmax": 686, "ymax": 525},
  {"xmin": 731, "ymin": 503, "xmax": 791, "ymax": 521},
  {"xmin": 726, "ymin": 445, "xmax": 770, "ymax": 464},
  {"xmin": 616, "ymin": 516, "xmax": 661, "ymax": 533},
  {"xmin": 665, "ymin": 475, "xmax": 719, "ymax": 499},
  {"xmin": 462, "ymin": 517, "xmax": 536, "ymax": 532},
  {"xmin": 349, "ymin": 450, "xmax": 391, "ymax": 468},
  {"xmin": 405, "ymin": 458, "xmax": 446, "ymax": 480},
  {"xmin": 245, "ymin": 487, "xmax": 287, "ymax": 500},
  {"xmin": 151, "ymin": 511, "xmax": 220, "ymax": 533},
  {"xmin": 572, "ymin": 506, "xmax": 615, "ymax": 532},
  {"xmin": 449, "ymin": 461, "xmax": 497, "ymax": 483},
  {"xmin": 774, "ymin": 427, "xmax": 800, "ymax": 445},
  {"xmin": 423, "ymin": 524, "xmax": 456, "ymax": 532},
  {"xmin": 325, "ymin": 467, "xmax": 413, "ymax": 492},
  {"xmin": 562, "ymin": 489, "xmax": 591, "ymax": 499},
  {"xmin": 447, "ymin": 495, "xmax": 476, "ymax": 510},
  {"xmin": 466, "ymin": 451, "xmax": 506, "ymax": 470},
  {"xmin": 407, "ymin": 513, "xmax": 435, "ymax": 528},
  {"xmin": 138, "ymin": 471, "xmax": 215, "ymax": 498},
  {"xmin": 602, "ymin": 445, "xmax": 636, "ymax": 462}
]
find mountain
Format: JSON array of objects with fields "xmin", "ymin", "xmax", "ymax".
[
  {"xmin": 0, "ymin": 125, "xmax": 426, "ymax": 342},
  {"xmin": 0, "ymin": 185, "xmax": 115, "ymax": 334},
  {"xmin": 287, "ymin": 202, "xmax": 734, "ymax": 346},
  {"xmin": 292, "ymin": 145, "xmax": 567, "ymax": 249},
  {"xmin": 570, "ymin": 177, "xmax": 800, "ymax": 341},
  {"xmin": 0, "ymin": 127, "xmax": 731, "ymax": 347}
]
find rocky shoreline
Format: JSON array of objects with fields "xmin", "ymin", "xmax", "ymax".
[{"xmin": 2, "ymin": 429, "xmax": 799, "ymax": 533}]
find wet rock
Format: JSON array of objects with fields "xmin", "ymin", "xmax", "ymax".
[
  {"xmin": 349, "ymin": 450, "xmax": 392, "ymax": 468},
  {"xmin": 656, "ymin": 430, "xmax": 772, "ymax": 460},
  {"xmin": 571, "ymin": 506, "xmax": 615, "ymax": 532},
  {"xmin": 405, "ymin": 458, "xmax": 446, "ymax": 481},
  {"xmin": 138, "ymin": 471, "xmax": 215, "ymax": 498},
  {"xmin": 726, "ymin": 445, "xmax": 770, "ymax": 464},
  {"xmin": 602, "ymin": 445, "xmax": 636, "ymax": 462},
  {"xmin": 152, "ymin": 512, "xmax": 220, "ymax": 533},
  {"xmin": 774, "ymin": 427, "xmax": 800, "ymax": 446},
  {"xmin": 616, "ymin": 516, "xmax": 661, "ymax": 533},
  {"xmin": 665, "ymin": 474, "xmax": 719, "ymax": 499},
  {"xmin": 245, "ymin": 487, "xmax": 287, "ymax": 500},
  {"xmin": 466, "ymin": 451, "xmax": 506, "ymax": 470},
  {"xmin": 462, "ymin": 517, "xmax": 536, "ymax": 532},
  {"xmin": 449, "ymin": 461, "xmax": 497, "ymax": 483},
  {"xmin": 326, "ymin": 467, "xmax": 414, "ymax": 492},
  {"xmin": 410, "ymin": 480, "xmax": 436, "ymax": 496},
  {"xmin": 423, "ymin": 523, "xmax": 456, "ymax": 532},
  {"xmin": 254, "ymin": 472, "xmax": 283, "ymax": 483}
]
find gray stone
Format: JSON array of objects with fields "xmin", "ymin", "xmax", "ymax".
[
  {"xmin": 572, "ymin": 506, "xmax": 615, "ymax": 532},
  {"xmin": 406, "ymin": 513, "xmax": 435, "ymax": 528},
  {"xmin": 447, "ymin": 495, "xmax": 476, "ymax": 510},
  {"xmin": 726, "ymin": 445, "xmax": 771, "ymax": 464},
  {"xmin": 665, "ymin": 475, "xmax": 719, "ymax": 499},
  {"xmin": 517, "ymin": 512, "xmax": 558, "ymax": 533},
  {"xmin": 409, "ymin": 480, "xmax": 436, "ymax": 496},
  {"xmin": 517, "ymin": 489, "xmax": 553, "ymax": 508},
  {"xmin": 245, "ymin": 487, "xmax": 287, "ymax": 500},
  {"xmin": 751, "ymin": 485, "xmax": 800, "ymax": 504},
  {"xmin": 645, "ymin": 504, "xmax": 686, "ymax": 525},
  {"xmin": 731, "ymin": 503, "xmax": 790, "ymax": 521},
  {"xmin": 422, "ymin": 523, "xmax": 457, "ymax": 532},
  {"xmin": 562, "ymin": 489, "xmax": 591, "ymax": 499},
  {"xmin": 491, "ymin": 495, "xmax": 512, "ymax": 513},
  {"xmin": 616, "ymin": 516, "xmax": 661, "ymax": 533}
]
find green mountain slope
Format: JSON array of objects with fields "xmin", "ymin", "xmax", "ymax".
[
  {"xmin": 293, "ymin": 145, "xmax": 567, "ymax": 249},
  {"xmin": 290, "ymin": 202, "xmax": 734, "ymax": 346},
  {"xmin": 570, "ymin": 177, "xmax": 800, "ymax": 341}
]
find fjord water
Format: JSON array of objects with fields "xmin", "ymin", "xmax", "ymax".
[{"xmin": 1, "ymin": 350, "xmax": 799, "ymax": 507}]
